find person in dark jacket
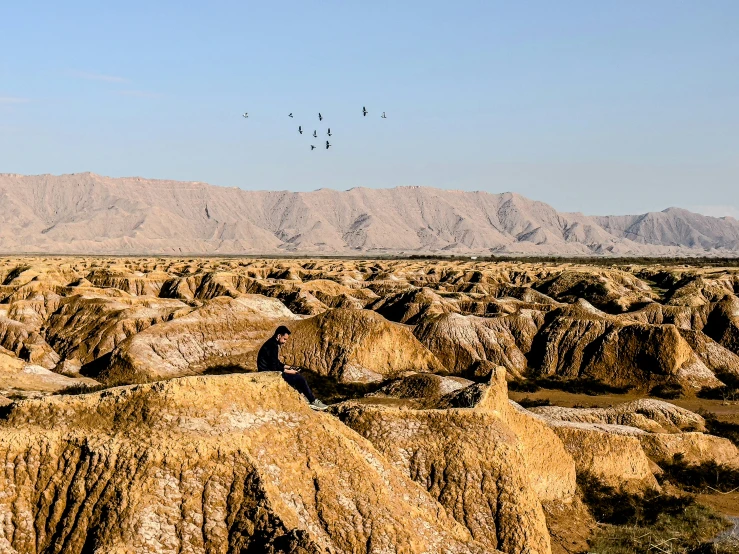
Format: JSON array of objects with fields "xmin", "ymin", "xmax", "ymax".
[{"xmin": 257, "ymin": 325, "xmax": 328, "ymax": 411}]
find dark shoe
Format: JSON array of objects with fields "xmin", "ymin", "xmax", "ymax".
[{"xmin": 310, "ymin": 399, "xmax": 329, "ymax": 411}]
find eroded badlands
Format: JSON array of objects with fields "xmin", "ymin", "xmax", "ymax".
[{"xmin": 0, "ymin": 257, "xmax": 738, "ymax": 553}]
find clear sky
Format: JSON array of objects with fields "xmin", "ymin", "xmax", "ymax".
[{"xmin": 1, "ymin": 1, "xmax": 737, "ymax": 216}]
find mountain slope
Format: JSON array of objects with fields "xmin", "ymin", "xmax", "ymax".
[{"xmin": 1, "ymin": 172, "xmax": 737, "ymax": 255}]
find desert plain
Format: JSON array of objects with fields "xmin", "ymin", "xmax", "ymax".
[{"xmin": 0, "ymin": 256, "xmax": 738, "ymax": 553}]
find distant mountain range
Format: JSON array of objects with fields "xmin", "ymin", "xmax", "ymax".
[{"xmin": 1, "ymin": 172, "xmax": 738, "ymax": 256}]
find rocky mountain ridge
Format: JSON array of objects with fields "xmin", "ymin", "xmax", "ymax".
[{"xmin": 1, "ymin": 172, "xmax": 738, "ymax": 256}]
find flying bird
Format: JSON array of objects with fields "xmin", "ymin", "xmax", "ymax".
[
  {"xmin": 242, "ymin": 112, "xmax": 248, "ymax": 118},
  {"xmin": 381, "ymin": 112, "xmax": 387, "ymax": 118},
  {"xmin": 313, "ymin": 130, "xmax": 317, "ymax": 138},
  {"xmin": 362, "ymin": 106, "xmax": 368, "ymax": 116},
  {"xmin": 326, "ymin": 141, "xmax": 331, "ymax": 149},
  {"xmin": 311, "ymin": 145, "xmax": 316, "ymax": 150},
  {"xmin": 298, "ymin": 126, "xmax": 303, "ymax": 134},
  {"xmin": 327, "ymin": 128, "xmax": 332, "ymax": 137},
  {"xmin": 288, "ymin": 113, "xmax": 293, "ymax": 118},
  {"xmin": 318, "ymin": 113, "xmax": 323, "ymax": 121}
]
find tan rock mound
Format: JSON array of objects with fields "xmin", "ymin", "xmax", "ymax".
[
  {"xmin": 85, "ymin": 267, "xmax": 171, "ymax": 296},
  {"xmin": 368, "ymin": 287, "xmax": 460, "ymax": 324},
  {"xmin": 525, "ymin": 414, "xmax": 660, "ymax": 493},
  {"xmin": 99, "ymin": 295, "xmax": 299, "ymax": 384},
  {"xmin": 627, "ymin": 302, "xmax": 709, "ymax": 331},
  {"xmin": 0, "ymin": 315, "xmax": 60, "ymax": 369},
  {"xmin": 528, "ymin": 399, "xmax": 739, "ymax": 479},
  {"xmin": 414, "ymin": 311, "xmax": 545, "ymax": 378},
  {"xmin": 333, "ymin": 403, "xmax": 552, "ymax": 554},
  {"xmin": 431, "ymin": 368, "xmax": 579, "ymax": 504},
  {"xmin": 532, "ymin": 301, "xmax": 721, "ymax": 389},
  {"xmin": 530, "ymin": 399, "xmax": 706, "ymax": 433},
  {"xmin": 368, "ymin": 372, "xmax": 474, "ymax": 401},
  {"xmin": 45, "ymin": 294, "xmax": 192, "ymax": 365},
  {"xmin": 678, "ymin": 328, "xmax": 739, "ymax": 381},
  {"xmin": 533, "ymin": 269, "xmax": 654, "ymax": 312},
  {"xmin": 159, "ymin": 270, "xmax": 259, "ymax": 301},
  {"xmin": 704, "ymin": 295, "xmax": 739, "ymax": 356},
  {"xmin": 0, "ymin": 347, "xmax": 97, "ymax": 397},
  {"xmin": 280, "ymin": 309, "xmax": 444, "ymax": 383},
  {"xmin": 665, "ymin": 275, "xmax": 736, "ymax": 307},
  {"xmin": 0, "ymin": 373, "xmax": 488, "ymax": 553},
  {"xmin": 638, "ymin": 433, "xmax": 739, "ymax": 468},
  {"xmin": 297, "ymin": 279, "xmax": 370, "ymax": 309}
]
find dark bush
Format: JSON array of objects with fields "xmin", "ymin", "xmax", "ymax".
[
  {"xmin": 649, "ymin": 382, "xmax": 684, "ymax": 399},
  {"xmin": 508, "ymin": 380, "xmax": 541, "ymax": 393},
  {"xmin": 53, "ymin": 383, "xmax": 112, "ymax": 396},
  {"xmin": 517, "ymin": 397, "xmax": 551, "ymax": 408},
  {"xmin": 581, "ymin": 471, "xmax": 732, "ymax": 554},
  {"xmin": 698, "ymin": 371, "xmax": 739, "ymax": 401},
  {"xmin": 536, "ymin": 376, "xmax": 632, "ymax": 396},
  {"xmin": 578, "ymin": 472, "xmax": 692, "ymax": 526},
  {"xmin": 658, "ymin": 455, "xmax": 739, "ymax": 493},
  {"xmin": 696, "ymin": 409, "xmax": 739, "ymax": 448}
]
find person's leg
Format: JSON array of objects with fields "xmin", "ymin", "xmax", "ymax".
[{"xmin": 281, "ymin": 372, "xmax": 316, "ymax": 403}]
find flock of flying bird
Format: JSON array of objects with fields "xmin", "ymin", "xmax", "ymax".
[{"xmin": 241, "ymin": 107, "xmax": 387, "ymax": 150}]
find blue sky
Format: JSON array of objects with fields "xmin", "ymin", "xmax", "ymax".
[{"xmin": 1, "ymin": 1, "xmax": 737, "ymax": 216}]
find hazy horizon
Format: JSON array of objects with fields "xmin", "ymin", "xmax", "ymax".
[{"xmin": 1, "ymin": 1, "xmax": 737, "ymax": 218}]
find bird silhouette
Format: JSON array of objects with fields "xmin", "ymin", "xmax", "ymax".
[
  {"xmin": 242, "ymin": 113, "xmax": 248, "ymax": 118},
  {"xmin": 381, "ymin": 112, "xmax": 387, "ymax": 118},
  {"xmin": 327, "ymin": 128, "xmax": 332, "ymax": 137},
  {"xmin": 318, "ymin": 113, "xmax": 323, "ymax": 121},
  {"xmin": 288, "ymin": 113, "xmax": 293, "ymax": 118},
  {"xmin": 311, "ymin": 145, "xmax": 316, "ymax": 150},
  {"xmin": 298, "ymin": 126, "xmax": 303, "ymax": 134},
  {"xmin": 362, "ymin": 106, "xmax": 368, "ymax": 116},
  {"xmin": 326, "ymin": 141, "xmax": 331, "ymax": 149},
  {"xmin": 312, "ymin": 130, "xmax": 317, "ymax": 138}
]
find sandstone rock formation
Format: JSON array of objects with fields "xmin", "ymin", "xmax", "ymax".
[
  {"xmin": 333, "ymin": 369, "xmax": 564, "ymax": 554},
  {"xmin": 414, "ymin": 311, "xmax": 543, "ymax": 379},
  {"xmin": 530, "ymin": 399, "xmax": 706, "ymax": 434},
  {"xmin": 0, "ymin": 257, "xmax": 738, "ymax": 393},
  {"xmin": 280, "ymin": 309, "xmax": 444, "ymax": 382},
  {"xmin": 0, "ymin": 373, "xmax": 492, "ymax": 553},
  {"xmin": 98, "ymin": 295, "xmax": 299, "ymax": 383},
  {"xmin": 0, "ymin": 257, "xmax": 738, "ymax": 552},
  {"xmin": 530, "ymin": 399, "xmax": 739, "ymax": 479}
]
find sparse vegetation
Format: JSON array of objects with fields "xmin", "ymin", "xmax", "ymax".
[
  {"xmin": 696, "ymin": 409, "xmax": 739, "ymax": 448},
  {"xmin": 511, "ymin": 376, "xmax": 633, "ymax": 396},
  {"xmin": 697, "ymin": 371, "xmax": 739, "ymax": 402},
  {"xmin": 650, "ymin": 382, "xmax": 685, "ymax": 399},
  {"xmin": 658, "ymin": 455, "xmax": 739, "ymax": 494},
  {"xmin": 516, "ymin": 397, "xmax": 552, "ymax": 408},
  {"xmin": 508, "ymin": 380, "xmax": 541, "ymax": 393},
  {"xmin": 578, "ymin": 472, "xmax": 732, "ymax": 554},
  {"xmin": 53, "ymin": 383, "xmax": 114, "ymax": 396}
]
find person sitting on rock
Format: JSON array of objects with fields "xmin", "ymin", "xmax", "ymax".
[{"xmin": 257, "ymin": 325, "xmax": 329, "ymax": 411}]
